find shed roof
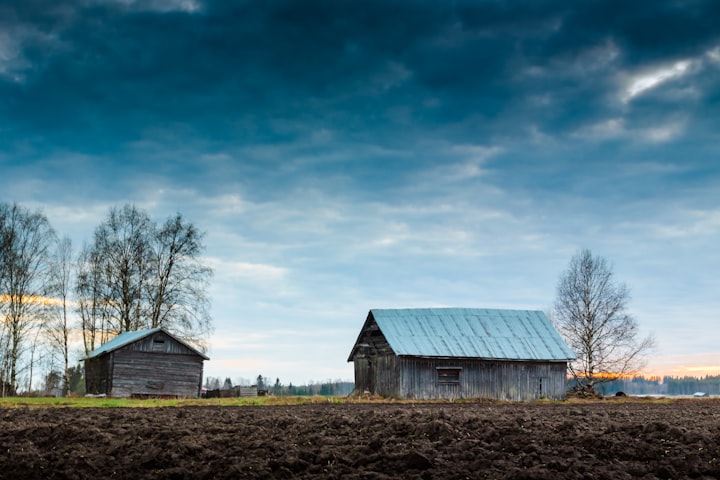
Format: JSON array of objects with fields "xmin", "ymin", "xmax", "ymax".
[
  {"xmin": 348, "ymin": 308, "xmax": 575, "ymax": 362},
  {"xmin": 85, "ymin": 327, "xmax": 209, "ymax": 360}
]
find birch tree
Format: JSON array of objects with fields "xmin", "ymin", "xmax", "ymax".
[
  {"xmin": 147, "ymin": 213, "xmax": 212, "ymax": 347},
  {"xmin": 93, "ymin": 204, "xmax": 152, "ymax": 334},
  {"xmin": 76, "ymin": 243, "xmax": 108, "ymax": 356},
  {"xmin": 0, "ymin": 203, "xmax": 55, "ymax": 395},
  {"xmin": 46, "ymin": 236, "xmax": 73, "ymax": 395},
  {"xmin": 554, "ymin": 249, "xmax": 655, "ymax": 393}
]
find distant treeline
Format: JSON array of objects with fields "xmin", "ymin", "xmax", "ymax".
[
  {"xmin": 204, "ymin": 376, "xmax": 354, "ymax": 397},
  {"xmin": 587, "ymin": 375, "xmax": 720, "ymax": 396}
]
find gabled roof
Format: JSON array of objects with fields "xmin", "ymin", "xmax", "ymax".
[
  {"xmin": 348, "ymin": 308, "xmax": 575, "ymax": 362},
  {"xmin": 85, "ymin": 327, "xmax": 209, "ymax": 360}
]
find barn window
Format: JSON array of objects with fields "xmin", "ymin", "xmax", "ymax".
[
  {"xmin": 152, "ymin": 338, "xmax": 165, "ymax": 351},
  {"xmin": 436, "ymin": 367, "xmax": 461, "ymax": 384}
]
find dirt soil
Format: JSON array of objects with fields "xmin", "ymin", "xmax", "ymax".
[{"xmin": 2, "ymin": 399, "xmax": 720, "ymax": 479}]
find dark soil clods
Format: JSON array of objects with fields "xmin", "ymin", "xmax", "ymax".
[{"xmin": 1, "ymin": 400, "xmax": 719, "ymax": 479}]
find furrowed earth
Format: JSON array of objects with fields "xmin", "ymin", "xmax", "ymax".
[{"xmin": 2, "ymin": 399, "xmax": 720, "ymax": 479}]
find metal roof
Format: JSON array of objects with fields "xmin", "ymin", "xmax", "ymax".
[
  {"xmin": 85, "ymin": 327, "xmax": 209, "ymax": 360},
  {"xmin": 350, "ymin": 308, "xmax": 575, "ymax": 362}
]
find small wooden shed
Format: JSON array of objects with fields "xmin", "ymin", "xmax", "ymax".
[
  {"xmin": 84, "ymin": 327, "xmax": 209, "ymax": 398},
  {"xmin": 348, "ymin": 308, "xmax": 575, "ymax": 401}
]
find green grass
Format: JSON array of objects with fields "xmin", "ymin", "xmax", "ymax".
[
  {"xmin": 0, "ymin": 394, "xmax": 396, "ymax": 409},
  {"xmin": 0, "ymin": 394, "xmax": 706, "ymax": 409}
]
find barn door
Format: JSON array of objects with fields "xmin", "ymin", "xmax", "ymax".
[{"xmin": 537, "ymin": 377, "xmax": 549, "ymax": 398}]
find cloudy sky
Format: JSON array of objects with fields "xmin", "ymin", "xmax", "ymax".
[{"xmin": 2, "ymin": 0, "xmax": 719, "ymax": 385}]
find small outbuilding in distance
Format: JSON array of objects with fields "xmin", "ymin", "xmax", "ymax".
[
  {"xmin": 348, "ymin": 308, "xmax": 575, "ymax": 401},
  {"xmin": 84, "ymin": 327, "xmax": 209, "ymax": 399}
]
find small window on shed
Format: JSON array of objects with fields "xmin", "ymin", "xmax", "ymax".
[
  {"xmin": 152, "ymin": 338, "xmax": 165, "ymax": 351},
  {"xmin": 436, "ymin": 367, "xmax": 461, "ymax": 384}
]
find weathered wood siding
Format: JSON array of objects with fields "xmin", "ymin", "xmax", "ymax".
[
  {"xmin": 353, "ymin": 354, "xmax": 399, "ymax": 397},
  {"xmin": 351, "ymin": 318, "xmax": 401, "ymax": 397},
  {"xmin": 110, "ymin": 350, "xmax": 204, "ymax": 398},
  {"xmin": 352, "ymin": 352, "xmax": 567, "ymax": 401},
  {"xmin": 123, "ymin": 331, "xmax": 199, "ymax": 356},
  {"xmin": 84, "ymin": 356, "xmax": 112, "ymax": 395},
  {"xmin": 397, "ymin": 357, "xmax": 568, "ymax": 401}
]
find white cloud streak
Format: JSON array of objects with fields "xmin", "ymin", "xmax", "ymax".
[
  {"xmin": 95, "ymin": 0, "xmax": 203, "ymax": 13},
  {"xmin": 624, "ymin": 60, "xmax": 693, "ymax": 102}
]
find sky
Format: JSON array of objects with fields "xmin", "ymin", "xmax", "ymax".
[{"xmin": 1, "ymin": 0, "xmax": 719, "ymax": 386}]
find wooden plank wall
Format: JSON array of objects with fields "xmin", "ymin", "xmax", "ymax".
[
  {"xmin": 110, "ymin": 351, "xmax": 204, "ymax": 398},
  {"xmin": 397, "ymin": 357, "xmax": 568, "ymax": 401},
  {"xmin": 125, "ymin": 331, "xmax": 199, "ymax": 356},
  {"xmin": 353, "ymin": 354, "xmax": 399, "ymax": 397},
  {"xmin": 353, "ymin": 357, "xmax": 370, "ymax": 393},
  {"xmin": 84, "ymin": 356, "xmax": 113, "ymax": 395}
]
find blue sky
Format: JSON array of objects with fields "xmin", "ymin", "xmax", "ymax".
[{"xmin": 1, "ymin": 0, "xmax": 719, "ymax": 384}]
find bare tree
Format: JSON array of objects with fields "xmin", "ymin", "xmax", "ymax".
[
  {"xmin": 93, "ymin": 204, "xmax": 152, "ymax": 334},
  {"xmin": 0, "ymin": 203, "xmax": 55, "ymax": 394},
  {"xmin": 147, "ymin": 213, "xmax": 212, "ymax": 348},
  {"xmin": 0, "ymin": 206, "xmax": 9, "ymax": 395},
  {"xmin": 46, "ymin": 236, "xmax": 73, "ymax": 395},
  {"xmin": 84, "ymin": 205, "xmax": 213, "ymax": 351},
  {"xmin": 554, "ymin": 249, "xmax": 655, "ymax": 393},
  {"xmin": 76, "ymin": 243, "xmax": 107, "ymax": 356}
]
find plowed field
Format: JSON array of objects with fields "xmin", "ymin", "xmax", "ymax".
[{"xmin": 2, "ymin": 399, "xmax": 720, "ymax": 479}]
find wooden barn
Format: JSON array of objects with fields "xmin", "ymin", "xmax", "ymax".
[
  {"xmin": 84, "ymin": 327, "xmax": 209, "ymax": 398},
  {"xmin": 347, "ymin": 308, "xmax": 575, "ymax": 401}
]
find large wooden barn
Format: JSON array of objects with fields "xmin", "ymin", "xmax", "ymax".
[
  {"xmin": 347, "ymin": 308, "xmax": 575, "ymax": 401},
  {"xmin": 84, "ymin": 327, "xmax": 209, "ymax": 398}
]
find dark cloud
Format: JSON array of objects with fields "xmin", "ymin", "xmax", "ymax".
[
  {"xmin": 562, "ymin": 0, "xmax": 720, "ymax": 62},
  {"xmin": 0, "ymin": 0, "xmax": 718, "ymax": 160}
]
